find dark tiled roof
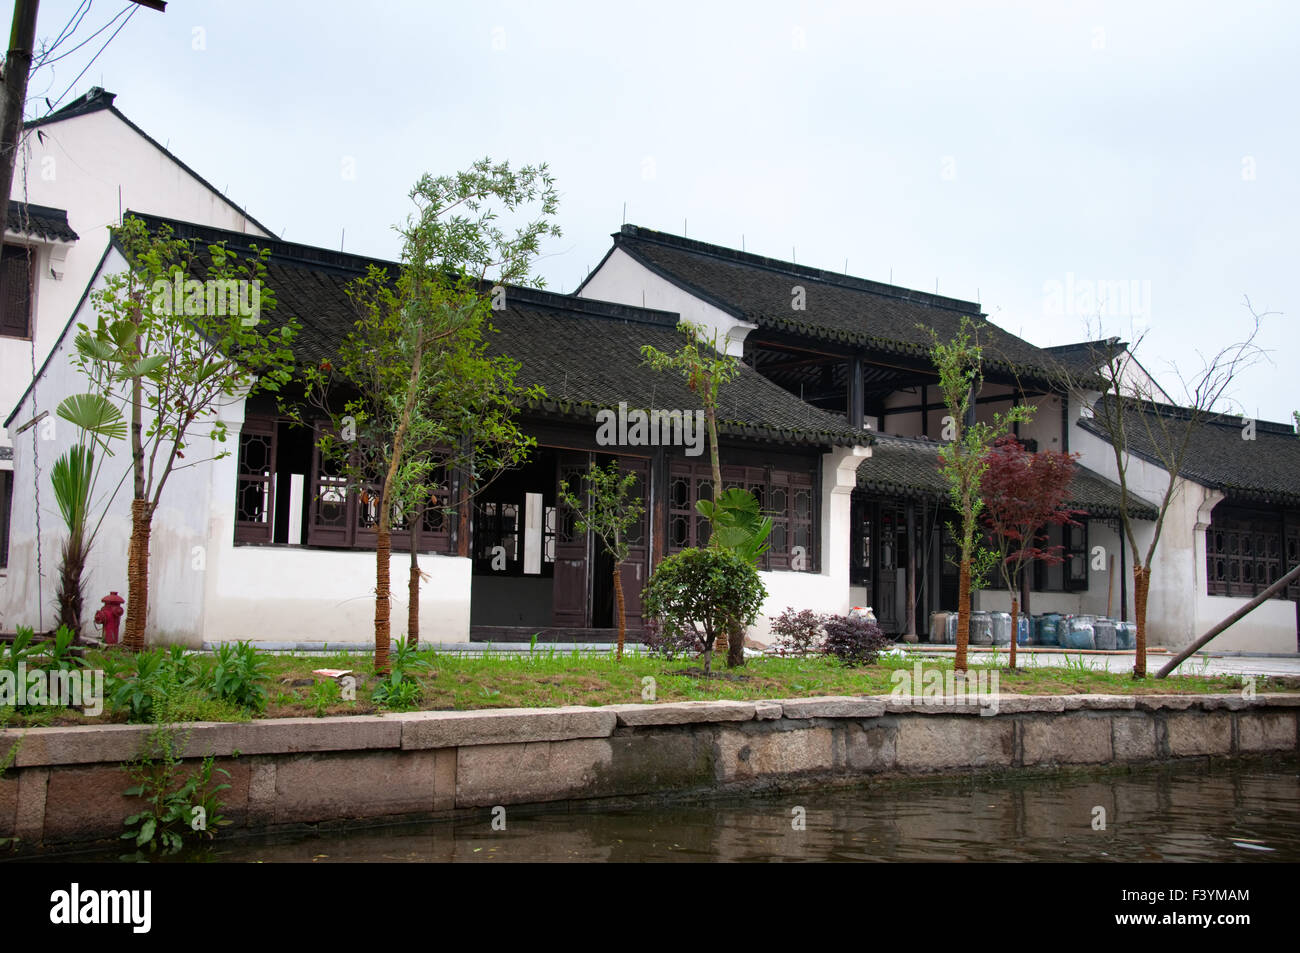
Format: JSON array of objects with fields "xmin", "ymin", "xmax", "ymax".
[
  {"xmin": 123, "ymin": 214, "xmax": 867, "ymax": 450},
  {"xmin": 855, "ymin": 433, "xmax": 1158, "ymax": 520},
  {"xmin": 1082, "ymin": 397, "xmax": 1300, "ymax": 507},
  {"xmin": 5, "ymin": 202, "xmax": 77, "ymax": 242},
  {"xmin": 599, "ymin": 225, "xmax": 1059, "ymax": 382},
  {"xmin": 1042, "ymin": 339, "xmax": 1121, "ymax": 380}
]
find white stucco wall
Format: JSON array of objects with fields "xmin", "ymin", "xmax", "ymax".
[
  {"xmin": 2, "ymin": 244, "xmax": 473, "ymax": 644},
  {"xmin": 750, "ymin": 445, "xmax": 867, "ymax": 643},
  {"xmin": 3, "ymin": 104, "xmax": 270, "ymax": 450},
  {"xmin": 1065, "ymin": 403, "xmax": 1293, "ymax": 653},
  {"xmin": 4, "ymin": 247, "xmax": 216, "ymax": 640},
  {"xmin": 579, "ymin": 247, "xmax": 755, "ymax": 357}
]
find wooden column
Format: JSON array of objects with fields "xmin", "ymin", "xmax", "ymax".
[
  {"xmin": 904, "ymin": 500, "xmax": 918, "ymax": 642},
  {"xmin": 849, "ymin": 355, "xmax": 865, "ymax": 430}
]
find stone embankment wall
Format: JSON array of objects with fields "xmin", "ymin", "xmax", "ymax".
[{"xmin": 2, "ymin": 693, "xmax": 1297, "ymax": 851}]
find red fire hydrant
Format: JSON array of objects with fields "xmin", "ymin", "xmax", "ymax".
[{"xmin": 94, "ymin": 591, "xmax": 125, "ymax": 645}]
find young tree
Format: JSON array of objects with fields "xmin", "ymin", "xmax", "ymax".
[
  {"xmin": 299, "ymin": 160, "xmax": 559, "ymax": 673},
  {"xmin": 1048, "ymin": 302, "xmax": 1266, "ymax": 676},
  {"xmin": 641, "ymin": 547, "xmax": 766, "ymax": 676},
  {"xmin": 641, "ymin": 322, "xmax": 741, "ymax": 655},
  {"xmin": 73, "ymin": 216, "xmax": 298, "ymax": 651},
  {"xmin": 394, "ymin": 331, "xmax": 540, "ymax": 645},
  {"xmin": 558, "ymin": 461, "xmax": 646, "ymax": 660},
  {"xmin": 980, "ymin": 436, "xmax": 1080, "ymax": 670},
  {"xmin": 928, "ymin": 317, "xmax": 1032, "ymax": 673},
  {"xmin": 640, "ymin": 322, "xmax": 738, "ymax": 498}
]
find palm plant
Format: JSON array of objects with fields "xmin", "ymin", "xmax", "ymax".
[{"xmin": 50, "ymin": 393, "xmax": 126, "ymax": 638}]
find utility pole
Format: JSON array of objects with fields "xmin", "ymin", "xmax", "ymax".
[{"xmin": 0, "ymin": 0, "xmax": 40, "ymax": 237}]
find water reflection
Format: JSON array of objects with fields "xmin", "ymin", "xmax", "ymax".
[{"xmin": 94, "ymin": 760, "xmax": 1300, "ymax": 862}]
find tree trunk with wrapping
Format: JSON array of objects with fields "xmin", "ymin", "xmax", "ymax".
[
  {"xmin": 613, "ymin": 564, "xmax": 626, "ymax": 661},
  {"xmin": 408, "ymin": 521, "xmax": 420, "ymax": 645},
  {"xmin": 123, "ymin": 499, "xmax": 152, "ymax": 651},
  {"xmin": 955, "ymin": 558, "xmax": 971, "ymax": 673},
  {"xmin": 1009, "ymin": 595, "xmax": 1019, "ymax": 671},
  {"xmin": 375, "ymin": 527, "xmax": 391, "ymax": 674},
  {"xmin": 1133, "ymin": 565, "xmax": 1150, "ymax": 678}
]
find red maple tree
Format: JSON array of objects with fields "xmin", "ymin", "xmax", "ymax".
[{"xmin": 980, "ymin": 436, "xmax": 1083, "ymax": 669}]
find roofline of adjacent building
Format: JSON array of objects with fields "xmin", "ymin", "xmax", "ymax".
[
  {"xmin": 23, "ymin": 88, "xmax": 278, "ymax": 240},
  {"xmin": 124, "ymin": 211, "xmax": 685, "ymax": 328},
  {"xmin": 611, "ymin": 223, "xmax": 983, "ymax": 315}
]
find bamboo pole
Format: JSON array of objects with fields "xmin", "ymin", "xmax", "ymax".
[{"xmin": 1155, "ymin": 563, "xmax": 1300, "ymax": 678}]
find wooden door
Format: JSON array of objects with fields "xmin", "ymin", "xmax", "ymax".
[
  {"xmin": 553, "ymin": 450, "xmax": 591, "ymax": 627},
  {"xmin": 617, "ymin": 456, "xmax": 650, "ymax": 631}
]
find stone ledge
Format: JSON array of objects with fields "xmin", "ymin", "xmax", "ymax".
[
  {"xmin": 400, "ymin": 706, "xmax": 616, "ymax": 750},
  {"xmin": 779, "ymin": 697, "xmax": 886, "ymax": 719},
  {"xmin": 1060, "ymin": 694, "xmax": 1137, "ymax": 711},
  {"xmin": 1257, "ymin": 693, "xmax": 1300, "ymax": 708},
  {"xmin": 3, "ymin": 716, "xmax": 403, "ymax": 767},
  {"xmin": 606, "ymin": 700, "xmax": 755, "ymax": 726}
]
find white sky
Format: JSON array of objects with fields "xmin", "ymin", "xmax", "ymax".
[{"xmin": 25, "ymin": 0, "xmax": 1300, "ymax": 423}]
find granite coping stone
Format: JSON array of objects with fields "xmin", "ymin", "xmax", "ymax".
[
  {"xmin": 400, "ymin": 705, "xmax": 616, "ymax": 750},
  {"xmin": 605, "ymin": 700, "xmax": 756, "ymax": 726},
  {"xmin": 3, "ymin": 694, "xmax": 1298, "ymax": 768}
]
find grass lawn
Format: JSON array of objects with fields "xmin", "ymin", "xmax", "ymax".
[{"xmin": 4, "ymin": 645, "xmax": 1290, "ymax": 727}]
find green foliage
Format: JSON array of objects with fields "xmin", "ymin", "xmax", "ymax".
[
  {"xmin": 640, "ymin": 322, "xmax": 739, "ymax": 495},
  {"xmin": 639, "ymin": 322, "xmax": 739, "ymax": 418},
  {"xmin": 74, "ymin": 216, "xmax": 299, "ymax": 480},
  {"xmin": 640, "ymin": 547, "xmax": 766, "ymax": 674},
  {"xmin": 121, "ymin": 738, "xmax": 230, "ymax": 859},
  {"xmin": 106, "ymin": 644, "xmax": 264, "ymax": 722},
  {"xmin": 371, "ymin": 638, "xmax": 430, "ymax": 710},
  {"xmin": 925, "ymin": 316, "xmax": 1032, "ymax": 647},
  {"xmin": 50, "ymin": 393, "xmax": 128, "ymax": 636},
  {"xmin": 696, "ymin": 487, "xmax": 772, "ymax": 564},
  {"xmin": 291, "ymin": 161, "xmax": 557, "ymax": 668},
  {"xmin": 211, "ymin": 641, "xmax": 269, "ymax": 712},
  {"xmin": 558, "ymin": 461, "xmax": 645, "ymax": 567},
  {"xmin": 308, "ymin": 678, "xmax": 341, "ymax": 717}
]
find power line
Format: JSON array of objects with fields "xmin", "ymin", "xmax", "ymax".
[
  {"xmin": 42, "ymin": 3, "xmax": 137, "ymax": 118},
  {"xmin": 40, "ymin": 4, "xmax": 134, "ymax": 71}
]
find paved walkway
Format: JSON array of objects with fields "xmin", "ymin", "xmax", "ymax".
[{"xmin": 897, "ymin": 645, "xmax": 1300, "ymax": 678}]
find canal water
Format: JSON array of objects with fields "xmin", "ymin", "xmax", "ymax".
[{"xmin": 61, "ymin": 758, "xmax": 1300, "ymax": 862}]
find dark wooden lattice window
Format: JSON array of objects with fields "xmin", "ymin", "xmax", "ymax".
[
  {"xmin": 1207, "ymin": 506, "xmax": 1297, "ymax": 598},
  {"xmin": 0, "ymin": 469, "xmax": 12, "ymax": 568},
  {"xmin": 668, "ymin": 461, "xmax": 817, "ymax": 571},
  {"xmin": 0, "ymin": 244, "xmax": 34, "ymax": 338},
  {"xmin": 234, "ymin": 416, "xmax": 277, "ymax": 543}
]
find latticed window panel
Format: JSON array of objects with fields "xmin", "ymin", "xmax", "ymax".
[
  {"xmin": 234, "ymin": 416, "xmax": 277, "ymax": 543},
  {"xmin": 1207, "ymin": 507, "xmax": 1298, "ymax": 598},
  {"xmin": 668, "ymin": 461, "xmax": 817, "ymax": 571}
]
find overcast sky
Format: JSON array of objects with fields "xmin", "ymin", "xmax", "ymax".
[{"xmin": 25, "ymin": 0, "xmax": 1299, "ymax": 423}]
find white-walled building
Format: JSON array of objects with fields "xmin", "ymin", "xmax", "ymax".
[
  {"xmin": 4, "ymin": 215, "xmax": 867, "ymax": 645},
  {"xmin": 1, "ymin": 88, "xmax": 271, "ymax": 614},
  {"xmin": 579, "ymin": 225, "xmax": 1298, "ymax": 654}
]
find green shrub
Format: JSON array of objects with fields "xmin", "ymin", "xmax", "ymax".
[
  {"xmin": 640, "ymin": 547, "xmax": 766, "ymax": 674},
  {"xmin": 371, "ymin": 638, "xmax": 429, "ymax": 710},
  {"xmin": 211, "ymin": 641, "xmax": 269, "ymax": 712}
]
